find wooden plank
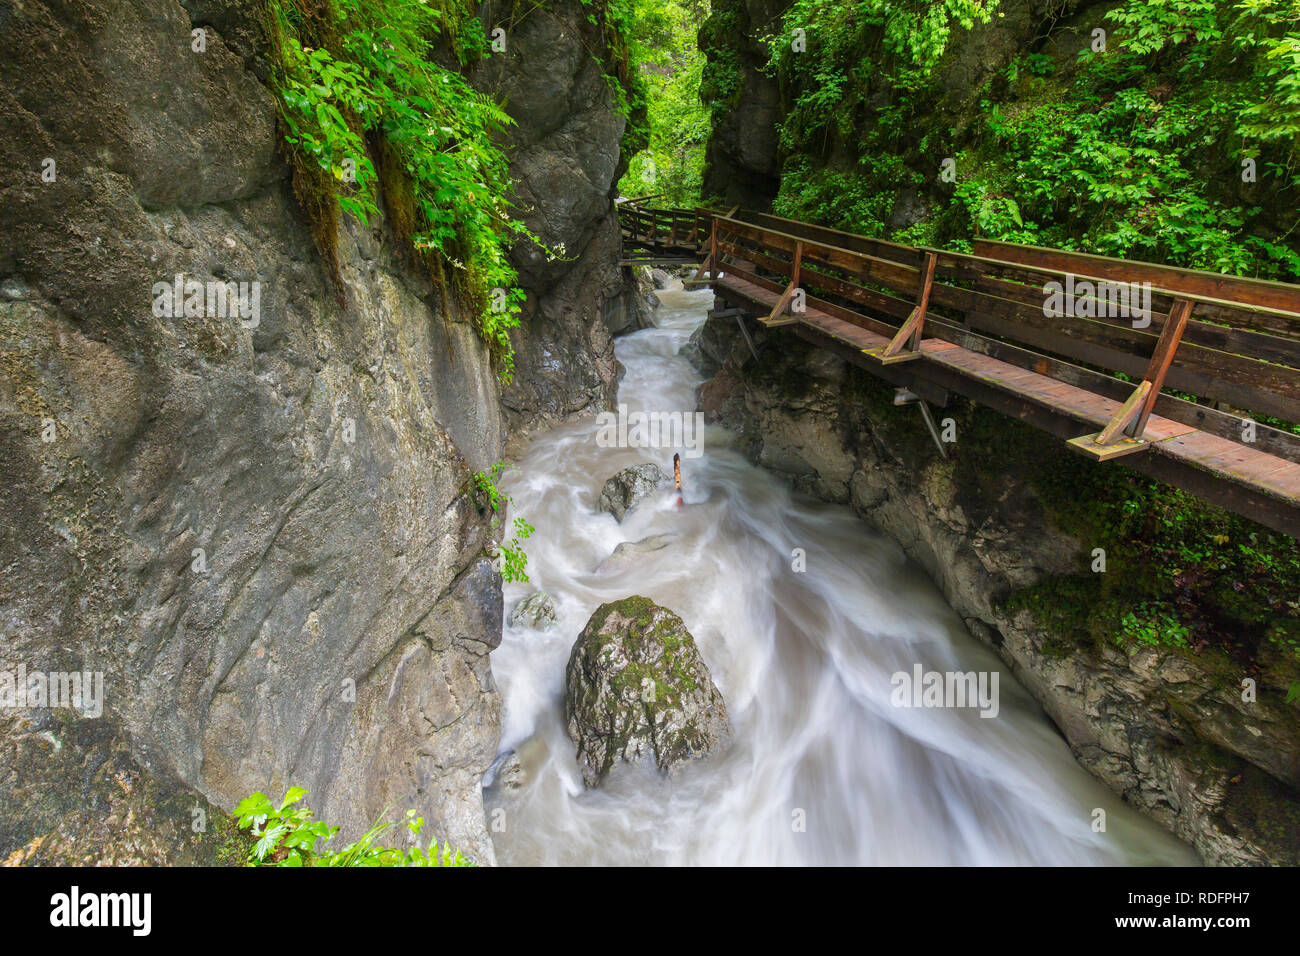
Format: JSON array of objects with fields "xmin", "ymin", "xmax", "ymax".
[
  {"xmin": 718, "ymin": 278, "xmax": 1300, "ymax": 536},
  {"xmin": 798, "ymin": 262, "xmax": 916, "ymax": 321},
  {"xmin": 1072, "ymin": 382, "xmax": 1155, "ymax": 460},
  {"xmin": 1157, "ymin": 431, "xmax": 1300, "ymax": 500},
  {"xmin": 800, "ymin": 290, "xmax": 902, "ymax": 340},
  {"xmin": 716, "ymin": 239, "xmax": 917, "ymax": 321},
  {"xmin": 970, "ymin": 271, "xmax": 1300, "ymax": 362},
  {"xmin": 720, "ymin": 221, "xmax": 1300, "ymax": 425},
  {"xmin": 872, "ymin": 252, "xmax": 937, "ymax": 364},
  {"xmin": 716, "ymin": 217, "xmax": 921, "ymax": 292},
  {"xmin": 939, "ymin": 250, "xmax": 1300, "ymax": 347},
  {"xmin": 720, "ymin": 214, "xmax": 1300, "ymax": 419},
  {"xmin": 764, "ymin": 243, "xmax": 802, "ymax": 325},
  {"xmin": 933, "ymin": 281, "xmax": 1300, "ymax": 420},
  {"xmin": 920, "ymin": 315, "xmax": 1300, "ymax": 463}
]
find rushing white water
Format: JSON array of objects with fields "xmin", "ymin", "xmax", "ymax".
[{"xmin": 485, "ymin": 281, "xmax": 1197, "ymax": 866}]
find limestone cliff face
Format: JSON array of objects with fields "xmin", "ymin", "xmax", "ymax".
[
  {"xmin": 474, "ymin": 0, "xmax": 647, "ymax": 436},
  {"xmin": 690, "ymin": 316, "xmax": 1300, "ymax": 865},
  {"xmin": 0, "ymin": 0, "xmax": 633, "ymax": 864}
]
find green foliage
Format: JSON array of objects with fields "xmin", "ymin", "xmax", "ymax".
[
  {"xmin": 472, "ymin": 461, "xmax": 535, "ymax": 583},
  {"xmin": 698, "ymin": 3, "xmax": 745, "ymax": 110},
  {"xmin": 233, "ymin": 788, "xmax": 473, "ymax": 866},
  {"xmin": 1120, "ymin": 605, "xmax": 1192, "ymax": 648},
  {"xmin": 269, "ymin": 0, "xmax": 531, "ymax": 381},
  {"xmin": 957, "ymin": 399, "xmax": 1300, "ymax": 675},
  {"xmin": 736, "ymin": 0, "xmax": 1300, "ymax": 279},
  {"xmin": 616, "ymin": 0, "xmax": 711, "ymax": 203},
  {"xmin": 1105, "ymin": 0, "xmax": 1224, "ymax": 54},
  {"xmin": 1232, "ymin": 0, "xmax": 1300, "ymax": 146},
  {"xmin": 773, "ymin": 156, "xmax": 911, "ymax": 236},
  {"xmin": 766, "ymin": 0, "xmax": 999, "ymax": 92}
]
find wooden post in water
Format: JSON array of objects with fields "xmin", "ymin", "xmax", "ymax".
[{"xmin": 673, "ymin": 453, "xmax": 683, "ymax": 508}]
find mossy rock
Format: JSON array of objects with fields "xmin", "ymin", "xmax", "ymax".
[{"xmin": 564, "ymin": 596, "xmax": 732, "ymax": 787}]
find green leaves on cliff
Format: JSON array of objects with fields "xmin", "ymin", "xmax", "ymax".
[
  {"xmin": 269, "ymin": 0, "xmax": 528, "ymax": 380},
  {"xmin": 766, "ymin": 0, "xmax": 999, "ymax": 90},
  {"xmin": 234, "ymin": 788, "xmax": 474, "ymax": 866},
  {"xmin": 473, "ymin": 461, "xmax": 534, "ymax": 583}
]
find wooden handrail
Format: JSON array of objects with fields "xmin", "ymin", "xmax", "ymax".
[
  {"xmin": 616, "ymin": 203, "xmax": 1300, "ymax": 433},
  {"xmin": 974, "ymin": 239, "xmax": 1300, "ymax": 316}
]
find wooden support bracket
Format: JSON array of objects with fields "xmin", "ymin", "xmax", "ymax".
[
  {"xmin": 685, "ymin": 217, "xmax": 720, "ymax": 285},
  {"xmin": 864, "ymin": 252, "xmax": 937, "ymax": 365},
  {"xmin": 684, "ymin": 253, "xmax": 713, "ymax": 286},
  {"xmin": 761, "ymin": 241, "xmax": 803, "ymax": 327},
  {"xmin": 1068, "ymin": 297, "xmax": 1194, "ymax": 460}
]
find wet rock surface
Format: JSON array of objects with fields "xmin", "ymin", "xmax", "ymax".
[
  {"xmin": 510, "ymin": 591, "xmax": 558, "ymax": 631},
  {"xmin": 474, "ymin": 0, "xmax": 648, "ymax": 429},
  {"xmin": 0, "ymin": 0, "xmax": 640, "ymax": 866},
  {"xmin": 596, "ymin": 533, "xmax": 679, "ymax": 573},
  {"xmin": 564, "ymin": 597, "xmax": 732, "ymax": 787},
  {"xmin": 598, "ymin": 463, "xmax": 670, "ymax": 521}
]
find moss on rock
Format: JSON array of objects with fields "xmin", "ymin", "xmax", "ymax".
[{"xmin": 564, "ymin": 596, "xmax": 731, "ymax": 787}]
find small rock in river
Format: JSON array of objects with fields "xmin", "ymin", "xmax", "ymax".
[
  {"xmin": 598, "ymin": 462, "xmax": 669, "ymax": 521},
  {"xmin": 510, "ymin": 591, "xmax": 558, "ymax": 631}
]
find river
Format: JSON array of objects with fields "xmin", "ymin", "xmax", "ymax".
[{"xmin": 484, "ymin": 280, "xmax": 1197, "ymax": 866}]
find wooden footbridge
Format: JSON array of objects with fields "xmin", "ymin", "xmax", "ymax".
[{"xmin": 618, "ymin": 201, "xmax": 1300, "ymax": 538}]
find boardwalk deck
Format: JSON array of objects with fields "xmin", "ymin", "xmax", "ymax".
[{"xmin": 621, "ymin": 203, "xmax": 1300, "ymax": 538}]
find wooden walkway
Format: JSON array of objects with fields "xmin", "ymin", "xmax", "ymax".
[{"xmin": 618, "ymin": 201, "xmax": 1300, "ymax": 538}]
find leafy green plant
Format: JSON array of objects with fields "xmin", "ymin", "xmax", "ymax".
[
  {"xmin": 1119, "ymin": 605, "xmax": 1193, "ymax": 649},
  {"xmin": 715, "ymin": 0, "xmax": 1300, "ymax": 280},
  {"xmin": 234, "ymin": 788, "xmax": 473, "ymax": 866},
  {"xmin": 472, "ymin": 462, "xmax": 535, "ymax": 583},
  {"xmin": 610, "ymin": 0, "xmax": 709, "ymax": 203},
  {"xmin": 269, "ymin": 0, "xmax": 536, "ymax": 380}
]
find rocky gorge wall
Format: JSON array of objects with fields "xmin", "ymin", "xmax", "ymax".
[
  {"xmin": 0, "ymin": 0, "xmax": 636, "ymax": 864},
  {"xmin": 689, "ymin": 316, "xmax": 1300, "ymax": 865},
  {"xmin": 475, "ymin": 0, "xmax": 650, "ymax": 438},
  {"xmin": 697, "ymin": 0, "xmax": 787, "ymax": 208}
]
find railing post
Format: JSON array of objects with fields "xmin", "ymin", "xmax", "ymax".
[{"xmin": 686, "ymin": 215, "xmax": 718, "ymax": 286}]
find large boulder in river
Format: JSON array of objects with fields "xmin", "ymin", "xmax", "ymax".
[
  {"xmin": 564, "ymin": 597, "xmax": 732, "ymax": 787},
  {"xmin": 598, "ymin": 462, "xmax": 669, "ymax": 521}
]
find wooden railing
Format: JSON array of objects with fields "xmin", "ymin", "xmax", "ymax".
[
  {"xmin": 626, "ymin": 204, "xmax": 1300, "ymax": 456},
  {"xmin": 618, "ymin": 203, "xmax": 713, "ymax": 253},
  {"xmin": 615, "ymin": 200, "xmax": 1300, "ymax": 533}
]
